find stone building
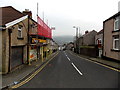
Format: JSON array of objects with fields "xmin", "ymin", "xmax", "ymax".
[
  {"xmin": 0, "ymin": 6, "xmax": 28, "ymax": 74},
  {"xmin": 82, "ymin": 30, "xmax": 97, "ymax": 46}
]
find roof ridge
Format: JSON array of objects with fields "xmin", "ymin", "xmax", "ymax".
[
  {"xmin": 0, "ymin": 6, "xmax": 24, "ymax": 15},
  {"xmin": 0, "ymin": 6, "xmax": 12, "ymax": 8},
  {"xmin": 0, "ymin": 6, "xmax": 26, "ymax": 25}
]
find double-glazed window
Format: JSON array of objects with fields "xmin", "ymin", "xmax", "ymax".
[
  {"xmin": 114, "ymin": 17, "xmax": 120, "ymax": 31},
  {"xmin": 18, "ymin": 25, "xmax": 23, "ymax": 38},
  {"xmin": 113, "ymin": 35, "xmax": 119, "ymax": 50}
]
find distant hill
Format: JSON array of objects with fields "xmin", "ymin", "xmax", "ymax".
[{"xmin": 53, "ymin": 35, "xmax": 75, "ymax": 45}]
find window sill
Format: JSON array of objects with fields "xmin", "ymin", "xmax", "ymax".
[
  {"xmin": 17, "ymin": 37, "xmax": 24, "ymax": 40},
  {"xmin": 112, "ymin": 30, "xmax": 120, "ymax": 33},
  {"xmin": 111, "ymin": 49, "xmax": 120, "ymax": 52}
]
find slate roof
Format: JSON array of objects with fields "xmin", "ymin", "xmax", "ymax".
[
  {"xmin": 0, "ymin": 6, "xmax": 25, "ymax": 26},
  {"xmin": 97, "ymin": 29, "xmax": 103, "ymax": 35},
  {"xmin": 82, "ymin": 30, "xmax": 97, "ymax": 37},
  {"xmin": 104, "ymin": 11, "xmax": 120, "ymax": 23}
]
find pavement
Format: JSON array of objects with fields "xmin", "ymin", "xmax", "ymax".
[
  {"xmin": 19, "ymin": 51, "xmax": 119, "ymax": 88},
  {"xmin": 69, "ymin": 50, "xmax": 120, "ymax": 70},
  {"xmin": 2, "ymin": 51, "xmax": 58, "ymax": 89}
]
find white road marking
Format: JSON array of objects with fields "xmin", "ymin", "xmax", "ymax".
[
  {"xmin": 69, "ymin": 51, "xmax": 120, "ymax": 72},
  {"xmin": 64, "ymin": 52, "xmax": 66, "ymax": 55},
  {"xmin": 64, "ymin": 52, "xmax": 68, "ymax": 57},
  {"xmin": 67, "ymin": 57, "xmax": 71, "ymax": 61},
  {"xmin": 64, "ymin": 52, "xmax": 83, "ymax": 75},
  {"xmin": 71, "ymin": 63, "xmax": 83, "ymax": 76},
  {"xmin": 64, "ymin": 52, "xmax": 70, "ymax": 61}
]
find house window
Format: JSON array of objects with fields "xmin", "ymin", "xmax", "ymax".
[
  {"xmin": 113, "ymin": 36, "xmax": 119, "ymax": 50},
  {"xmin": 114, "ymin": 17, "xmax": 120, "ymax": 31},
  {"xmin": 18, "ymin": 25, "xmax": 22, "ymax": 38}
]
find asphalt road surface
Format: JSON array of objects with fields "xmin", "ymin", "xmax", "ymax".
[{"xmin": 19, "ymin": 50, "xmax": 119, "ymax": 88}]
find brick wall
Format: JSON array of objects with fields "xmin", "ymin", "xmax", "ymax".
[{"xmin": 80, "ymin": 47, "xmax": 99, "ymax": 57}]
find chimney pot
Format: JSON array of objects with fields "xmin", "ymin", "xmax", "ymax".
[
  {"xmin": 85, "ymin": 30, "xmax": 89, "ymax": 34},
  {"xmin": 23, "ymin": 9, "xmax": 32, "ymax": 18}
]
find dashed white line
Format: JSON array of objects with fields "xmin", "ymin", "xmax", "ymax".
[
  {"xmin": 67, "ymin": 57, "xmax": 71, "ymax": 61},
  {"xmin": 71, "ymin": 63, "xmax": 83, "ymax": 76},
  {"xmin": 64, "ymin": 52, "xmax": 83, "ymax": 76}
]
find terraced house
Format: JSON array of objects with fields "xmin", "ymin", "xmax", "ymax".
[
  {"xmin": 103, "ymin": 11, "xmax": 120, "ymax": 61},
  {"xmin": 0, "ymin": 6, "xmax": 58, "ymax": 74},
  {"xmin": 0, "ymin": 6, "xmax": 28, "ymax": 74}
]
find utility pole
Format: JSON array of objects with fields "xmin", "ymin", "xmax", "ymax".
[
  {"xmin": 76, "ymin": 27, "xmax": 78, "ymax": 54},
  {"xmin": 77, "ymin": 27, "xmax": 80, "ymax": 54},
  {"xmin": 73, "ymin": 26, "xmax": 79, "ymax": 54}
]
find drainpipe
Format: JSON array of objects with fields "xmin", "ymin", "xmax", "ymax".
[
  {"xmin": 8, "ymin": 28, "xmax": 12, "ymax": 72},
  {"xmin": 27, "ymin": 16, "xmax": 31, "ymax": 65},
  {"xmin": 103, "ymin": 22, "xmax": 105, "ymax": 58},
  {"xmin": 118, "ymin": 22, "xmax": 120, "ymax": 62}
]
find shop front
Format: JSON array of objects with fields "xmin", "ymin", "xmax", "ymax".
[
  {"xmin": 30, "ymin": 36, "xmax": 47, "ymax": 63},
  {"xmin": 29, "ymin": 45, "xmax": 37, "ymax": 62}
]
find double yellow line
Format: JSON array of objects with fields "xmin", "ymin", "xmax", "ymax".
[
  {"xmin": 69, "ymin": 51, "xmax": 120, "ymax": 72},
  {"xmin": 11, "ymin": 52, "xmax": 59, "ymax": 89}
]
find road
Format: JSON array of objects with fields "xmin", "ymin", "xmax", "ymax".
[{"xmin": 19, "ymin": 50, "xmax": 119, "ymax": 88}]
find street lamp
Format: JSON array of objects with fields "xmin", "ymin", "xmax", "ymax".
[
  {"xmin": 73, "ymin": 26, "xmax": 78, "ymax": 53},
  {"xmin": 73, "ymin": 26, "xmax": 80, "ymax": 54}
]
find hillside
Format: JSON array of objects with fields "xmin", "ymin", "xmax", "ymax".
[{"xmin": 53, "ymin": 35, "xmax": 75, "ymax": 45}]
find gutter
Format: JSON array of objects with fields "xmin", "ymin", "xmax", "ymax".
[{"xmin": 0, "ymin": 26, "xmax": 6, "ymax": 31}]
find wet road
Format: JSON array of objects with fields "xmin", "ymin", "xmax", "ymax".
[{"xmin": 20, "ymin": 50, "xmax": 119, "ymax": 88}]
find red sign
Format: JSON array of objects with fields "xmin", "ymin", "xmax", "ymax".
[{"xmin": 37, "ymin": 16, "xmax": 52, "ymax": 39}]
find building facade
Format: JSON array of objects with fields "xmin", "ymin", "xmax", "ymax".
[
  {"xmin": 0, "ymin": 6, "xmax": 57, "ymax": 74},
  {"xmin": 82, "ymin": 30, "xmax": 97, "ymax": 46},
  {"xmin": 103, "ymin": 12, "xmax": 120, "ymax": 61},
  {"xmin": 95, "ymin": 30, "xmax": 103, "ymax": 57},
  {"xmin": 75, "ymin": 30, "xmax": 98, "ymax": 57},
  {"xmin": 0, "ymin": 6, "xmax": 28, "ymax": 74}
]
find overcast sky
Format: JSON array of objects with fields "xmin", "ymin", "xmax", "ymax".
[{"xmin": 0, "ymin": 0, "xmax": 120, "ymax": 36}]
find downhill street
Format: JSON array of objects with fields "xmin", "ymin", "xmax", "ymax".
[{"xmin": 19, "ymin": 50, "xmax": 119, "ymax": 88}]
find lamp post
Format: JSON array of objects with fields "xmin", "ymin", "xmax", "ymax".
[
  {"xmin": 78, "ymin": 27, "xmax": 80, "ymax": 54},
  {"xmin": 73, "ymin": 26, "xmax": 79, "ymax": 53}
]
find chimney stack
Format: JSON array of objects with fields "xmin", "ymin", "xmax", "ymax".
[
  {"xmin": 23, "ymin": 9, "xmax": 32, "ymax": 18},
  {"xmin": 85, "ymin": 30, "xmax": 89, "ymax": 34}
]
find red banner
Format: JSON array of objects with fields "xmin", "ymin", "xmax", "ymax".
[{"xmin": 37, "ymin": 16, "xmax": 52, "ymax": 39}]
